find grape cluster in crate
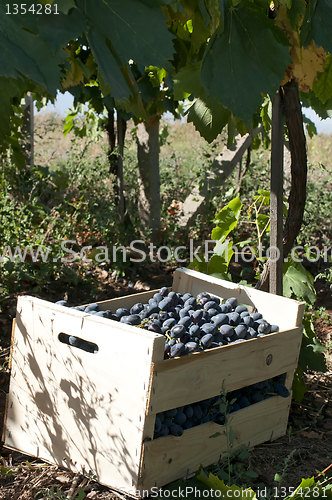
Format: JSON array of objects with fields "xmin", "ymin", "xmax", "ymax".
[
  {"xmin": 56, "ymin": 286, "xmax": 279, "ymax": 358},
  {"xmin": 153, "ymin": 374, "xmax": 290, "ymax": 439}
]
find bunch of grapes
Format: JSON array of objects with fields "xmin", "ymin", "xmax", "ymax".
[
  {"xmin": 153, "ymin": 374, "xmax": 290, "ymax": 439},
  {"xmin": 56, "ymin": 286, "xmax": 279, "ymax": 359}
]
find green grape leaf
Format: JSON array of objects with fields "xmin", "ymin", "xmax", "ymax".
[
  {"xmin": 292, "ymin": 366, "xmax": 307, "ymax": 403},
  {"xmin": 303, "ymin": 115, "xmax": 317, "ymax": 137},
  {"xmin": 299, "ymin": 334, "xmax": 327, "ymax": 373},
  {"xmin": 201, "ymin": 3, "xmax": 291, "ymax": 124},
  {"xmin": 206, "ymin": 254, "xmax": 228, "ymax": 275},
  {"xmin": 312, "ymin": 54, "xmax": 332, "ymax": 105},
  {"xmin": 186, "ymin": 94, "xmax": 231, "ymax": 143},
  {"xmin": 212, "ymin": 197, "xmax": 242, "ymax": 242},
  {"xmin": 75, "ymin": 0, "xmax": 175, "ymax": 70},
  {"xmin": 0, "ymin": 78, "xmax": 24, "ymax": 139},
  {"xmin": 283, "ymin": 264, "xmax": 316, "ymax": 304},
  {"xmin": 196, "ymin": 471, "xmax": 257, "ymax": 499},
  {"xmin": 173, "ymin": 62, "xmax": 203, "ymax": 101},
  {"xmin": 87, "ymin": 31, "xmax": 131, "ymax": 102},
  {"xmin": 56, "ymin": 0, "xmax": 77, "ymax": 14},
  {"xmin": 0, "ymin": 6, "xmax": 66, "ymax": 94},
  {"xmin": 287, "ymin": 0, "xmax": 306, "ymax": 29},
  {"xmin": 301, "ymin": 0, "xmax": 332, "ymax": 53},
  {"xmin": 38, "ymin": 9, "xmax": 86, "ymax": 53}
]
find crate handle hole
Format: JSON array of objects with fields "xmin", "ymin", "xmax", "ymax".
[{"xmin": 58, "ymin": 333, "xmax": 99, "ymax": 354}]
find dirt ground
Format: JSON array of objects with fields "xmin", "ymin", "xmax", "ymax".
[{"xmin": 1, "ymin": 264, "xmax": 332, "ymax": 500}]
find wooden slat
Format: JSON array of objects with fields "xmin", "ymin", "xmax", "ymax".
[
  {"xmin": 172, "ymin": 268, "xmax": 305, "ymax": 330},
  {"xmin": 148, "ymin": 327, "xmax": 302, "ymax": 414},
  {"xmin": 4, "ymin": 296, "xmax": 164, "ymax": 494},
  {"xmin": 139, "ymin": 395, "xmax": 290, "ymax": 493}
]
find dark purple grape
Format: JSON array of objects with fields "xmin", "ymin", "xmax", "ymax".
[
  {"xmin": 160, "ymin": 286, "xmax": 169, "ymax": 297},
  {"xmin": 109, "ymin": 313, "xmax": 120, "ymax": 321},
  {"xmin": 234, "ymin": 324, "xmax": 247, "ymax": 339},
  {"xmin": 201, "ymin": 333, "xmax": 213, "ymax": 349},
  {"xmin": 210, "ymin": 295, "xmax": 220, "ymax": 305},
  {"xmin": 163, "ymin": 318, "xmax": 176, "ymax": 329},
  {"xmin": 251, "ymin": 312, "xmax": 263, "ymax": 321},
  {"xmin": 274, "ymin": 383, "xmax": 290, "ymax": 398},
  {"xmin": 184, "ymin": 406, "xmax": 194, "ymax": 419},
  {"xmin": 199, "ymin": 297, "xmax": 210, "ymax": 307},
  {"xmin": 219, "ymin": 324, "xmax": 234, "ymax": 338},
  {"xmin": 185, "ymin": 341, "xmax": 199, "ymax": 353},
  {"xmin": 192, "ymin": 405, "xmax": 203, "ymax": 421},
  {"xmin": 191, "ymin": 310, "xmax": 203, "ymax": 324},
  {"xmin": 154, "ymin": 416, "xmax": 162, "ymax": 433},
  {"xmin": 251, "ymin": 391, "xmax": 264, "ymax": 403},
  {"xmin": 115, "ymin": 307, "xmax": 130, "ymax": 318},
  {"xmin": 182, "ymin": 292, "xmax": 193, "ymax": 302},
  {"xmin": 204, "ymin": 300, "xmax": 217, "ymax": 311},
  {"xmin": 258, "ymin": 321, "xmax": 271, "ymax": 334},
  {"xmin": 270, "ymin": 324, "xmax": 279, "ymax": 333},
  {"xmin": 168, "ymin": 291, "xmax": 178, "ymax": 306},
  {"xmin": 170, "ymin": 423, "xmax": 183, "ymax": 436},
  {"xmin": 240, "ymin": 311, "xmax": 250, "ymax": 318},
  {"xmin": 164, "ymin": 343, "xmax": 171, "ymax": 356},
  {"xmin": 178, "ymin": 316, "xmax": 191, "ymax": 329},
  {"xmin": 225, "ymin": 297, "xmax": 238, "ymax": 309},
  {"xmin": 86, "ymin": 303, "xmax": 100, "ymax": 313},
  {"xmin": 228, "ymin": 312, "xmax": 241, "ymax": 326},
  {"xmin": 201, "ymin": 323, "xmax": 217, "ymax": 336},
  {"xmin": 74, "ymin": 305, "xmax": 85, "ymax": 311},
  {"xmin": 158, "ymin": 424, "xmax": 170, "ymax": 437},
  {"xmin": 238, "ymin": 396, "xmax": 251, "ymax": 409},
  {"xmin": 149, "ymin": 312, "xmax": 159, "ymax": 320},
  {"xmin": 174, "ymin": 411, "xmax": 186, "ymax": 425},
  {"xmin": 219, "ymin": 303, "xmax": 231, "ymax": 314},
  {"xmin": 165, "ymin": 408, "xmax": 177, "ymax": 417},
  {"xmin": 147, "ymin": 304, "xmax": 159, "ymax": 315},
  {"xmin": 185, "ymin": 297, "xmax": 197, "ymax": 308},
  {"xmin": 153, "ymin": 293, "xmax": 163, "ymax": 303},
  {"xmin": 56, "ymin": 300, "xmax": 69, "ymax": 307},
  {"xmin": 130, "ymin": 303, "xmax": 144, "ymax": 315},
  {"xmin": 212, "ymin": 313, "xmax": 228, "ymax": 327},
  {"xmin": 95, "ymin": 310, "xmax": 109, "ymax": 318},
  {"xmin": 148, "ymin": 298, "xmax": 158, "ymax": 306},
  {"xmin": 207, "ymin": 308, "xmax": 218, "ymax": 318},
  {"xmin": 170, "ymin": 324, "xmax": 186, "ymax": 339},
  {"xmin": 246, "ymin": 327, "xmax": 257, "ymax": 339},
  {"xmin": 148, "ymin": 323, "xmax": 162, "ymax": 334},
  {"xmin": 235, "ymin": 305, "xmax": 248, "ymax": 314},
  {"xmin": 180, "ymin": 332, "xmax": 190, "ymax": 344},
  {"xmin": 242, "ymin": 315, "xmax": 254, "ymax": 327},
  {"xmin": 170, "ymin": 342, "xmax": 185, "ymax": 357},
  {"xmin": 189, "ymin": 324, "xmax": 202, "ymax": 337},
  {"xmin": 158, "ymin": 311, "xmax": 168, "ymax": 322},
  {"xmin": 159, "ymin": 298, "xmax": 172, "ymax": 311}
]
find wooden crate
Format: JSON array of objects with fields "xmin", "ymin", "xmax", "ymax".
[{"xmin": 3, "ymin": 268, "xmax": 305, "ymax": 497}]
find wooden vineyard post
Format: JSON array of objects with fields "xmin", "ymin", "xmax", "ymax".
[
  {"xmin": 270, "ymin": 91, "xmax": 284, "ymax": 296},
  {"xmin": 21, "ymin": 92, "xmax": 34, "ymax": 168}
]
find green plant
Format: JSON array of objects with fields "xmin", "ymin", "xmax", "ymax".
[
  {"xmin": 35, "ymin": 485, "xmax": 86, "ymax": 500},
  {"xmin": 189, "ymin": 195, "xmax": 328, "ymax": 402}
]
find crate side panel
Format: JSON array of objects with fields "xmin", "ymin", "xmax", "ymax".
[
  {"xmin": 4, "ymin": 296, "xmax": 163, "ymax": 493},
  {"xmin": 149, "ymin": 327, "xmax": 302, "ymax": 414},
  {"xmin": 140, "ymin": 396, "xmax": 290, "ymax": 492},
  {"xmin": 172, "ymin": 268, "xmax": 304, "ymax": 331}
]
